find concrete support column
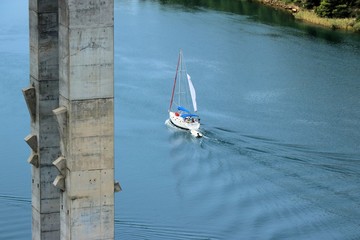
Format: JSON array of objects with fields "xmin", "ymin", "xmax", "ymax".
[
  {"xmin": 24, "ymin": 0, "xmax": 61, "ymax": 239},
  {"xmin": 56, "ymin": 0, "xmax": 115, "ymax": 239}
]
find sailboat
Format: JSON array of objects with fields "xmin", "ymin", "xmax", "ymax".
[{"xmin": 168, "ymin": 49, "xmax": 203, "ymax": 138}]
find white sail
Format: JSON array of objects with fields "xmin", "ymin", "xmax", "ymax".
[{"xmin": 187, "ymin": 73, "xmax": 197, "ymax": 112}]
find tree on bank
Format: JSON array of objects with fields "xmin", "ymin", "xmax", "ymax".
[{"xmin": 301, "ymin": 0, "xmax": 360, "ymax": 18}]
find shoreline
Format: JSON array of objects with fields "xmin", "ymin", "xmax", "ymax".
[{"xmin": 256, "ymin": 0, "xmax": 360, "ymax": 32}]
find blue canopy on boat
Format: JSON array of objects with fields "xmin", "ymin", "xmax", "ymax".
[
  {"xmin": 177, "ymin": 106, "xmax": 191, "ymax": 113},
  {"xmin": 181, "ymin": 113, "xmax": 199, "ymax": 119}
]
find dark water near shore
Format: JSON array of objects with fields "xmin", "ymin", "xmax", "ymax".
[{"xmin": 1, "ymin": 0, "xmax": 360, "ymax": 239}]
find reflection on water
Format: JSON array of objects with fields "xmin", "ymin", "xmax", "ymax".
[
  {"xmin": 157, "ymin": 0, "xmax": 360, "ymax": 44},
  {"xmin": 159, "ymin": 0, "xmax": 296, "ymax": 26}
]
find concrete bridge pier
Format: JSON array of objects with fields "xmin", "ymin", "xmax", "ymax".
[
  {"xmin": 24, "ymin": 0, "xmax": 117, "ymax": 239},
  {"xmin": 55, "ymin": 0, "xmax": 116, "ymax": 237},
  {"xmin": 23, "ymin": 0, "xmax": 61, "ymax": 239}
]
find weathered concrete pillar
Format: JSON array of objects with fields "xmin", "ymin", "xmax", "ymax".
[
  {"xmin": 24, "ymin": 0, "xmax": 61, "ymax": 239},
  {"xmin": 54, "ymin": 0, "xmax": 116, "ymax": 239}
]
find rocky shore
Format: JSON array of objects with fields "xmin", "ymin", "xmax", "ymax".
[{"xmin": 259, "ymin": 0, "xmax": 300, "ymax": 13}]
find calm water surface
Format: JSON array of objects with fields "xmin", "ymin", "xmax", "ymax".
[{"xmin": 1, "ymin": 0, "xmax": 360, "ymax": 239}]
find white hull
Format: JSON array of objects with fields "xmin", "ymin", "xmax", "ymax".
[{"xmin": 169, "ymin": 111, "xmax": 200, "ymax": 131}]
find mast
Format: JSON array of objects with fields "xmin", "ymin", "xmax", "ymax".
[
  {"xmin": 169, "ymin": 50, "xmax": 181, "ymax": 111},
  {"xmin": 178, "ymin": 50, "xmax": 182, "ymax": 106}
]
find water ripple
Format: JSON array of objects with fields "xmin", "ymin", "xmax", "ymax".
[
  {"xmin": 0, "ymin": 194, "xmax": 31, "ymax": 204},
  {"xmin": 165, "ymin": 124, "xmax": 360, "ymax": 239},
  {"xmin": 0, "ymin": 195, "xmax": 31, "ymax": 239},
  {"xmin": 115, "ymin": 218, "xmax": 223, "ymax": 239}
]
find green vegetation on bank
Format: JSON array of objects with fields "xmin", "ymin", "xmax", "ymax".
[
  {"xmin": 305, "ymin": 0, "xmax": 359, "ymax": 18},
  {"xmin": 266, "ymin": 0, "xmax": 360, "ymax": 31},
  {"xmin": 294, "ymin": 9, "xmax": 359, "ymax": 31}
]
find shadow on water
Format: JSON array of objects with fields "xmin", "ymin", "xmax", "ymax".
[{"xmin": 157, "ymin": 0, "xmax": 360, "ymax": 44}]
